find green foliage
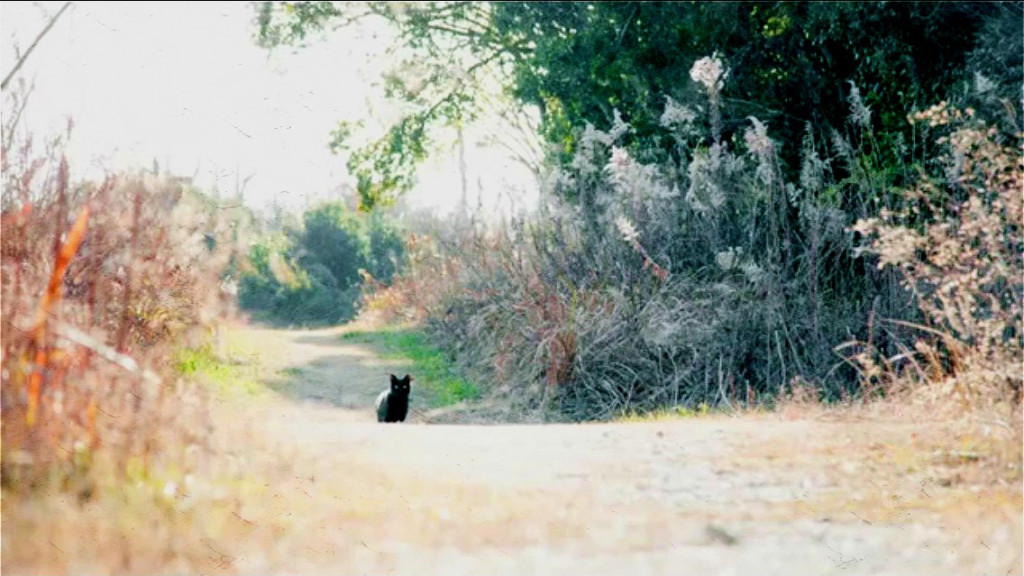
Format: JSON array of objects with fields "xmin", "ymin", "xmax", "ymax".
[
  {"xmin": 254, "ymin": 1, "xmax": 342, "ymax": 48},
  {"xmin": 255, "ymin": 1, "xmax": 525, "ymax": 208},
  {"xmin": 253, "ymin": 1, "xmax": 1021, "ymax": 420},
  {"xmin": 254, "ymin": 2, "xmax": 1010, "ymax": 207},
  {"xmin": 366, "ymin": 210, "xmax": 405, "ymax": 282},
  {"xmin": 495, "ymin": 2, "xmax": 999, "ymax": 167},
  {"xmin": 174, "ymin": 344, "xmax": 266, "ymax": 399},
  {"xmin": 238, "ymin": 202, "xmax": 404, "ymax": 325},
  {"xmin": 301, "ymin": 203, "xmax": 366, "ymax": 289}
]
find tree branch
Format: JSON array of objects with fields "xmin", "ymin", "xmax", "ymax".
[
  {"xmin": 2, "ymin": 2, "xmax": 74, "ymax": 92},
  {"xmin": 2, "ymin": 80, "xmax": 36, "ymax": 151}
]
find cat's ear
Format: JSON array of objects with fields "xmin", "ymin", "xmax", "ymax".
[
  {"xmin": 390, "ymin": 374, "xmax": 399, "ymax": 384},
  {"xmin": 402, "ymin": 375, "xmax": 413, "ymax": 384}
]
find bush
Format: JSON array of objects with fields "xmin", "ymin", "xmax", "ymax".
[
  {"xmin": 1, "ymin": 139, "xmax": 235, "ymax": 493},
  {"xmin": 237, "ymin": 201, "xmax": 404, "ymax": 325},
  {"xmin": 851, "ymin": 104, "xmax": 1022, "ymax": 407},
  {"xmin": 362, "ymin": 53, "xmax": 1020, "ymax": 421}
]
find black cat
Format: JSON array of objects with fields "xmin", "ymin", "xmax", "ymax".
[{"xmin": 376, "ymin": 374, "xmax": 412, "ymax": 423}]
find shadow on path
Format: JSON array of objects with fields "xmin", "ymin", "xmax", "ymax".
[{"xmin": 251, "ymin": 325, "xmax": 423, "ymax": 420}]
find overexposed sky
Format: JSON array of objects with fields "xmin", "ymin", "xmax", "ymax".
[{"xmin": 0, "ymin": 1, "xmax": 537, "ymax": 216}]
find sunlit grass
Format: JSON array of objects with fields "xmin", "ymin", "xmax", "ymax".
[
  {"xmin": 174, "ymin": 330, "xmax": 268, "ymax": 399},
  {"xmin": 341, "ymin": 325, "xmax": 480, "ymax": 407},
  {"xmin": 616, "ymin": 403, "xmax": 718, "ymax": 422}
]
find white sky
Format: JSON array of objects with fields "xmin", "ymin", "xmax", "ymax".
[{"xmin": 0, "ymin": 1, "xmax": 538, "ymax": 217}]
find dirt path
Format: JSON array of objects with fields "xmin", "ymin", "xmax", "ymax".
[{"xmin": 219, "ymin": 325, "xmax": 1021, "ymax": 576}]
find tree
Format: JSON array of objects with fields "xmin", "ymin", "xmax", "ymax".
[
  {"xmin": 237, "ymin": 198, "xmax": 406, "ymax": 324},
  {"xmin": 493, "ymin": 3, "xmax": 998, "ymax": 167},
  {"xmin": 256, "ymin": 1, "xmax": 530, "ymax": 208},
  {"xmin": 300, "ymin": 202, "xmax": 366, "ymax": 290},
  {"xmin": 254, "ymin": 2, "xmax": 1004, "ymax": 205}
]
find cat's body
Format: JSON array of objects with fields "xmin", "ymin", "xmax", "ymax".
[{"xmin": 376, "ymin": 374, "xmax": 412, "ymax": 423}]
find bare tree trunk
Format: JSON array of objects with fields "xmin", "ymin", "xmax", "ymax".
[{"xmin": 457, "ymin": 122, "xmax": 468, "ymax": 223}]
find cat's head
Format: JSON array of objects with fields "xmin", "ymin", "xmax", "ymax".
[{"xmin": 389, "ymin": 374, "xmax": 412, "ymax": 395}]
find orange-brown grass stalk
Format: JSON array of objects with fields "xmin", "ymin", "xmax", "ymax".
[{"xmin": 1, "ymin": 120, "xmax": 248, "ymax": 572}]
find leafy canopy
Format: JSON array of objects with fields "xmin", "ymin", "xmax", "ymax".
[{"xmin": 254, "ymin": 2, "xmax": 1003, "ymax": 206}]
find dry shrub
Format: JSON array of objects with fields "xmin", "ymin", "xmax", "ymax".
[
  {"xmin": 363, "ymin": 56, "xmax": 1019, "ymax": 425},
  {"xmin": 360, "ymin": 65, "xmax": 908, "ymax": 420},
  {"xmin": 359, "ymin": 232, "xmax": 458, "ymax": 324},
  {"xmin": 360, "ymin": 210, "xmax": 714, "ymax": 420},
  {"xmin": 1, "ymin": 130, "xmax": 234, "ymax": 496},
  {"xmin": 832, "ymin": 105, "xmax": 1023, "ymax": 482},
  {"xmin": 851, "ymin": 104, "xmax": 1022, "ymax": 414},
  {"xmin": 0, "ymin": 110, "xmax": 257, "ymax": 572}
]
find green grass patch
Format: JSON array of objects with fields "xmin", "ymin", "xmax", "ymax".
[
  {"xmin": 340, "ymin": 326, "xmax": 480, "ymax": 407},
  {"xmin": 173, "ymin": 342, "xmax": 266, "ymax": 399},
  {"xmin": 616, "ymin": 403, "xmax": 716, "ymax": 422}
]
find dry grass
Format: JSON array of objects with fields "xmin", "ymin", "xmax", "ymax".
[
  {"xmin": 1, "ymin": 164, "xmax": 235, "ymax": 486},
  {"xmin": 1, "ymin": 108, "xmax": 243, "ymax": 574},
  {"xmin": 359, "ymin": 92, "xmax": 1020, "ymax": 422},
  {"xmin": 832, "ymin": 106, "xmax": 1023, "ymax": 479}
]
